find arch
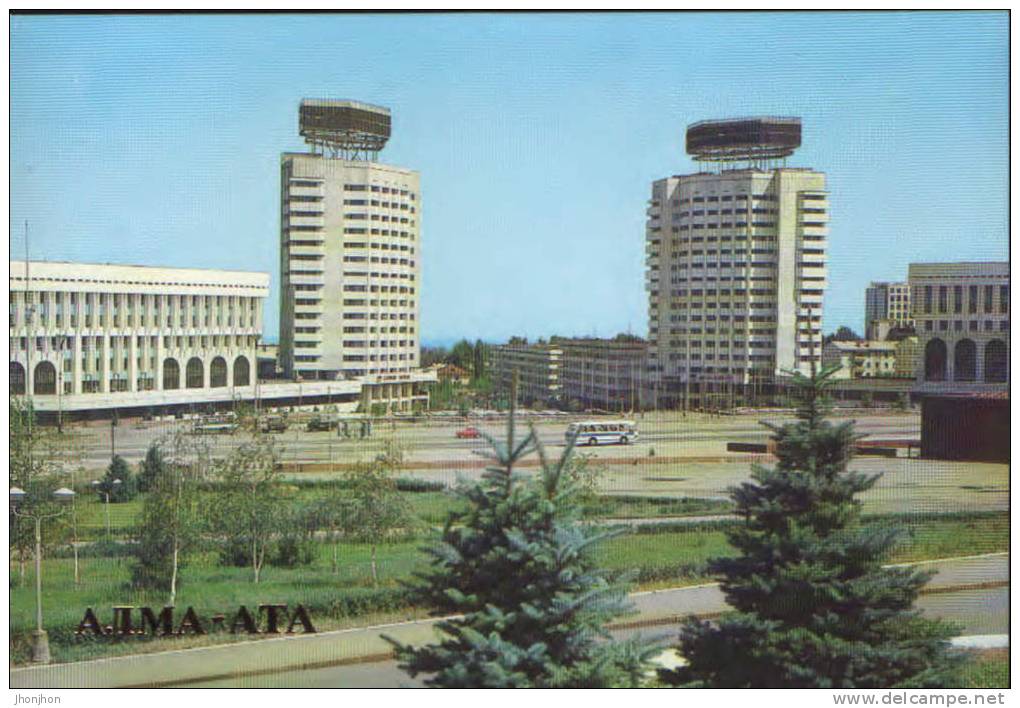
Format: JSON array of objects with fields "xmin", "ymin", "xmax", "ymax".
[
  {"xmin": 33, "ymin": 361, "xmax": 57, "ymax": 395},
  {"xmin": 233, "ymin": 355, "xmax": 250, "ymax": 387},
  {"xmin": 10, "ymin": 362, "xmax": 26, "ymax": 395},
  {"xmin": 163, "ymin": 358, "xmax": 180, "ymax": 390},
  {"xmin": 984, "ymin": 339, "xmax": 1008, "ymax": 383},
  {"xmin": 953, "ymin": 339, "xmax": 977, "ymax": 382},
  {"xmin": 185, "ymin": 357, "xmax": 204, "ymax": 389},
  {"xmin": 923, "ymin": 338, "xmax": 947, "ymax": 382},
  {"xmin": 210, "ymin": 356, "xmax": 228, "ymax": 388}
]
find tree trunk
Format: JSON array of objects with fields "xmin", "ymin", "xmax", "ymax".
[
  {"xmin": 253, "ymin": 538, "xmax": 261, "ymax": 584},
  {"xmin": 370, "ymin": 545, "xmax": 378, "ymax": 587},
  {"xmin": 170, "ymin": 537, "xmax": 179, "ymax": 607},
  {"xmin": 332, "ymin": 540, "xmax": 339, "ymax": 576}
]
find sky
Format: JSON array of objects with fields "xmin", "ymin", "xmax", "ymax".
[{"xmin": 10, "ymin": 12, "xmax": 1009, "ymax": 346}]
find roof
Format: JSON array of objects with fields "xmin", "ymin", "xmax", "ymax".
[
  {"xmin": 927, "ymin": 391, "xmax": 1009, "ymax": 401},
  {"xmin": 825, "ymin": 340, "xmax": 897, "ymax": 352}
]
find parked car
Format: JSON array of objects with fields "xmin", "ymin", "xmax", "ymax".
[
  {"xmin": 259, "ymin": 415, "xmax": 288, "ymax": 433},
  {"xmin": 307, "ymin": 413, "xmax": 340, "ymax": 432},
  {"xmin": 455, "ymin": 426, "xmax": 481, "ymax": 439}
]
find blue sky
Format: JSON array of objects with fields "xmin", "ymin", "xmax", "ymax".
[{"xmin": 10, "ymin": 12, "xmax": 1008, "ymax": 346}]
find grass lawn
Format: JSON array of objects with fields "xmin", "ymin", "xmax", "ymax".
[
  {"xmin": 60, "ymin": 487, "xmax": 734, "ymax": 541},
  {"xmin": 957, "ymin": 649, "xmax": 1009, "ymax": 689},
  {"xmin": 10, "ymin": 510, "xmax": 1007, "ymax": 666}
]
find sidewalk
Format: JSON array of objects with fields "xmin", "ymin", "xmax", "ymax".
[{"xmin": 9, "ymin": 552, "xmax": 1008, "ymax": 688}]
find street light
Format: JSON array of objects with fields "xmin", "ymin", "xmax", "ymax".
[
  {"xmin": 91, "ymin": 478, "xmax": 122, "ymax": 535},
  {"xmin": 10, "ymin": 485, "xmax": 76, "ymax": 663}
]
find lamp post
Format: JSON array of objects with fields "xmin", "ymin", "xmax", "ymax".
[
  {"xmin": 10, "ymin": 485, "xmax": 76, "ymax": 663},
  {"xmin": 91, "ymin": 478, "xmax": 122, "ymax": 536}
]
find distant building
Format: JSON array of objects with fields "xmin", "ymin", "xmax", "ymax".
[
  {"xmin": 822, "ymin": 340, "xmax": 897, "ymax": 379},
  {"xmin": 490, "ymin": 342, "xmax": 563, "ymax": 404},
  {"xmin": 554, "ymin": 337, "xmax": 648, "ymax": 410},
  {"xmin": 646, "ymin": 117, "xmax": 827, "ymax": 409},
  {"xmin": 432, "ymin": 363, "xmax": 471, "ymax": 385},
  {"xmin": 9, "ymin": 260, "xmax": 268, "ymax": 413},
  {"xmin": 892, "ymin": 336, "xmax": 921, "ymax": 378},
  {"xmin": 908, "ymin": 262, "xmax": 1009, "ymax": 462},
  {"xmin": 865, "ymin": 281, "xmax": 912, "ymax": 339},
  {"xmin": 256, "ymin": 342, "xmax": 279, "ymax": 380},
  {"xmin": 909, "ymin": 262, "xmax": 1009, "ymax": 393}
]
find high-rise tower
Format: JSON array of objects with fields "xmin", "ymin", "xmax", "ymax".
[
  {"xmin": 645, "ymin": 117, "xmax": 828, "ymax": 408},
  {"xmin": 279, "ymin": 100, "xmax": 421, "ymax": 382}
]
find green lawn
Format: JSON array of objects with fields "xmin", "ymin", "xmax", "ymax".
[
  {"xmin": 10, "ymin": 511, "xmax": 1007, "ymax": 666},
  {"xmin": 60, "ymin": 487, "xmax": 733, "ymax": 541},
  {"xmin": 957, "ymin": 649, "xmax": 1009, "ymax": 689}
]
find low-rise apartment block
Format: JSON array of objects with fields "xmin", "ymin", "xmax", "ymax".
[
  {"xmin": 490, "ymin": 342, "xmax": 562, "ymax": 404},
  {"xmin": 554, "ymin": 336, "xmax": 648, "ymax": 410}
]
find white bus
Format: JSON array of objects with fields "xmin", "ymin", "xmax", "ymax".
[{"xmin": 566, "ymin": 420, "xmax": 639, "ymax": 446}]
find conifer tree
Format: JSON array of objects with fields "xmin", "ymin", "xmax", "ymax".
[
  {"xmin": 662, "ymin": 365, "xmax": 959, "ymax": 688},
  {"xmin": 387, "ymin": 373, "xmax": 653, "ymax": 687}
]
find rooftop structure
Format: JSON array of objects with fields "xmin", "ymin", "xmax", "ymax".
[
  {"xmin": 686, "ymin": 117, "xmax": 801, "ymax": 169},
  {"xmin": 299, "ymin": 99, "xmax": 392, "ymax": 160}
]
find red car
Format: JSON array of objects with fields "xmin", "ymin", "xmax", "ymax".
[{"xmin": 456, "ymin": 426, "xmax": 481, "ymax": 439}]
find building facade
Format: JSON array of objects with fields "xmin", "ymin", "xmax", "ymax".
[
  {"xmin": 9, "ymin": 260, "xmax": 268, "ymax": 411},
  {"xmin": 646, "ymin": 166, "xmax": 827, "ymax": 406},
  {"xmin": 490, "ymin": 343, "xmax": 563, "ymax": 404},
  {"xmin": 555, "ymin": 337, "xmax": 648, "ymax": 410},
  {"xmin": 908, "ymin": 262, "xmax": 1009, "ymax": 392},
  {"xmin": 279, "ymin": 100, "xmax": 421, "ymax": 383},
  {"xmin": 864, "ymin": 281, "xmax": 912, "ymax": 339}
]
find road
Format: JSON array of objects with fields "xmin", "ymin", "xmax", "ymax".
[
  {"xmin": 62, "ymin": 411, "xmax": 923, "ymax": 470},
  {"xmin": 182, "ymin": 554, "xmax": 1008, "ymax": 688}
]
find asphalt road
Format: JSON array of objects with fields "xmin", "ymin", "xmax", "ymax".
[
  {"xmin": 63, "ymin": 412, "xmax": 922, "ymax": 470},
  {"xmin": 184, "ymin": 554, "xmax": 1008, "ymax": 688}
]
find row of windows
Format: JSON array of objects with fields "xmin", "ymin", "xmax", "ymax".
[
  {"xmin": 343, "ymin": 340, "xmax": 415, "ymax": 348},
  {"xmin": 342, "ymin": 312, "xmax": 416, "ymax": 321},
  {"xmin": 342, "ymin": 353, "xmax": 414, "ymax": 362},
  {"xmin": 343, "ymin": 184, "xmax": 416, "ymax": 199},
  {"xmin": 344, "ymin": 213, "xmax": 415, "ymax": 225},
  {"xmin": 667, "ymin": 262, "xmax": 779, "ymax": 270},
  {"xmin": 669, "ymin": 248, "xmax": 781, "ymax": 258},
  {"xmin": 342, "ymin": 241, "xmax": 415, "ymax": 252},
  {"xmin": 923, "ymin": 319, "xmax": 1009, "ymax": 333},
  {"xmin": 342, "ymin": 199, "xmax": 416, "ymax": 213},
  {"xmin": 13, "ymin": 333, "xmax": 256, "ymax": 351},
  {"xmin": 919, "ymin": 284, "xmax": 1008, "ymax": 315},
  {"xmin": 342, "ymin": 256, "xmax": 415, "ymax": 265}
]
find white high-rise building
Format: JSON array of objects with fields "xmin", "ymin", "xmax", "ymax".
[
  {"xmin": 646, "ymin": 117, "xmax": 828, "ymax": 407},
  {"xmin": 279, "ymin": 100, "xmax": 421, "ymax": 383}
]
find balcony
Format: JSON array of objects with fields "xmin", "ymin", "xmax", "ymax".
[
  {"xmin": 288, "ymin": 244, "xmax": 324, "ymax": 258},
  {"xmin": 288, "ymin": 214, "xmax": 325, "ymax": 229}
]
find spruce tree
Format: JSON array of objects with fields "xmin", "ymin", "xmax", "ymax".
[
  {"xmin": 386, "ymin": 375, "xmax": 653, "ymax": 687},
  {"xmin": 662, "ymin": 365, "xmax": 959, "ymax": 688}
]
